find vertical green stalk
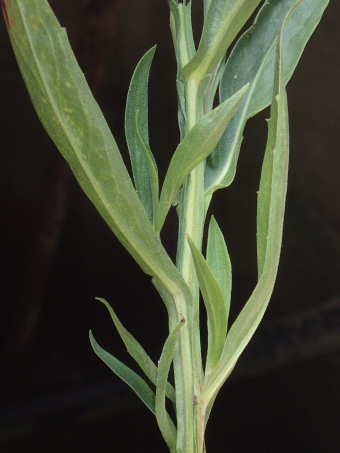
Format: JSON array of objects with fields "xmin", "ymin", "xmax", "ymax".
[
  {"xmin": 169, "ymin": 5, "xmax": 208, "ymax": 450},
  {"xmin": 175, "ymin": 76, "xmax": 206, "ymax": 451}
]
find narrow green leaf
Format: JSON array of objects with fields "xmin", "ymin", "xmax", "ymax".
[
  {"xmin": 89, "ymin": 331, "xmax": 156, "ymax": 414},
  {"xmin": 155, "ymin": 320, "xmax": 184, "ymax": 452},
  {"xmin": 203, "ymin": 55, "xmax": 226, "ymax": 116},
  {"xmin": 125, "ymin": 46, "xmax": 159, "ymax": 224},
  {"xmin": 170, "ymin": 2, "xmax": 195, "ymax": 73},
  {"xmin": 96, "ymin": 298, "xmax": 176, "ymax": 404},
  {"xmin": 201, "ymin": 1, "xmax": 293, "ymax": 406},
  {"xmin": 170, "ymin": 2, "xmax": 196, "ymax": 140},
  {"xmin": 156, "ymin": 84, "xmax": 248, "ymax": 232},
  {"xmin": 3, "ymin": 0, "xmax": 191, "ymax": 311},
  {"xmin": 182, "ymin": 0, "xmax": 262, "ymax": 82},
  {"xmin": 205, "ymin": 0, "xmax": 329, "ymax": 198},
  {"xmin": 206, "ymin": 216, "xmax": 232, "ymax": 320},
  {"xmin": 187, "ymin": 236, "xmax": 227, "ymax": 373}
]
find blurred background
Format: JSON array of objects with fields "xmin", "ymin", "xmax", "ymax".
[{"xmin": 1, "ymin": 0, "xmax": 340, "ymax": 451}]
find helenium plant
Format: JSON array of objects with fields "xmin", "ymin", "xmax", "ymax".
[{"xmin": 2, "ymin": 0, "xmax": 329, "ymax": 452}]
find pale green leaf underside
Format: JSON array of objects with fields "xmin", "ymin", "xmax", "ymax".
[
  {"xmin": 156, "ymin": 83, "xmax": 248, "ymax": 232},
  {"xmin": 89, "ymin": 331, "xmax": 156, "ymax": 414},
  {"xmin": 188, "ymin": 235, "xmax": 227, "ymax": 373},
  {"xmin": 4, "ymin": 0, "xmax": 191, "ymax": 307},
  {"xmin": 96, "ymin": 298, "xmax": 176, "ymax": 404},
  {"xmin": 205, "ymin": 0, "xmax": 329, "ymax": 196},
  {"xmin": 156, "ymin": 320, "xmax": 184, "ymax": 452}
]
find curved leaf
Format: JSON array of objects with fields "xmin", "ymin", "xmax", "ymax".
[
  {"xmin": 155, "ymin": 320, "xmax": 184, "ymax": 452},
  {"xmin": 182, "ymin": 0, "xmax": 262, "ymax": 82},
  {"xmin": 204, "ymin": 0, "xmax": 329, "ymax": 198},
  {"xmin": 96, "ymin": 298, "xmax": 176, "ymax": 404},
  {"xmin": 89, "ymin": 331, "xmax": 156, "ymax": 414},
  {"xmin": 206, "ymin": 216, "xmax": 231, "ymax": 319},
  {"xmin": 187, "ymin": 235, "xmax": 227, "ymax": 374},
  {"xmin": 125, "ymin": 46, "xmax": 158, "ymax": 224},
  {"xmin": 156, "ymin": 84, "xmax": 248, "ymax": 232},
  {"xmin": 202, "ymin": 0, "xmax": 292, "ymax": 406},
  {"xmin": 2, "ymin": 0, "xmax": 191, "ymax": 307}
]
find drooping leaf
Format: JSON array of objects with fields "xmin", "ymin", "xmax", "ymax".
[
  {"xmin": 205, "ymin": 0, "xmax": 329, "ymax": 198},
  {"xmin": 187, "ymin": 235, "xmax": 227, "ymax": 373},
  {"xmin": 206, "ymin": 216, "xmax": 231, "ymax": 320},
  {"xmin": 89, "ymin": 331, "xmax": 156, "ymax": 414},
  {"xmin": 182, "ymin": 0, "xmax": 262, "ymax": 82},
  {"xmin": 96, "ymin": 298, "xmax": 176, "ymax": 404},
  {"xmin": 156, "ymin": 84, "xmax": 248, "ymax": 232},
  {"xmin": 2, "ymin": 0, "xmax": 191, "ymax": 310},
  {"xmin": 155, "ymin": 319, "xmax": 184, "ymax": 452},
  {"xmin": 125, "ymin": 46, "xmax": 158, "ymax": 224},
  {"xmin": 201, "ymin": 0, "xmax": 292, "ymax": 407}
]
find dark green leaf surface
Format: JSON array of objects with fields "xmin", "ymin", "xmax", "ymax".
[
  {"xmin": 188, "ymin": 236, "xmax": 227, "ymax": 373},
  {"xmin": 206, "ymin": 216, "xmax": 231, "ymax": 320},
  {"xmin": 156, "ymin": 320, "xmax": 184, "ymax": 452},
  {"xmin": 182, "ymin": 0, "xmax": 262, "ymax": 82},
  {"xmin": 205, "ymin": 0, "xmax": 329, "ymax": 197},
  {"xmin": 156, "ymin": 84, "xmax": 248, "ymax": 232},
  {"xmin": 96, "ymin": 298, "xmax": 176, "ymax": 403},
  {"xmin": 89, "ymin": 331, "xmax": 156, "ymax": 414},
  {"xmin": 125, "ymin": 46, "xmax": 158, "ymax": 224},
  {"xmin": 2, "ymin": 0, "xmax": 191, "ymax": 307}
]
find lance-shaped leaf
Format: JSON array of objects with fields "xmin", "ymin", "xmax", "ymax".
[
  {"xmin": 187, "ymin": 236, "xmax": 227, "ymax": 374},
  {"xmin": 170, "ymin": 1, "xmax": 195, "ymax": 73},
  {"xmin": 205, "ymin": 0, "xmax": 329, "ymax": 198},
  {"xmin": 170, "ymin": 1, "xmax": 196, "ymax": 140},
  {"xmin": 2, "ymin": 0, "xmax": 191, "ymax": 306},
  {"xmin": 89, "ymin": 331, "xmax": 156, "ymax": 414},
  {"xmin": 96, "ymin": 298, "xmax": 176, "ymax": 404},
  {"xmin": 156, "ymin": 84, "xmax": 248, "ymax": 232},
  {"xmin": 182, "ymin": 0, "xmax": 262, "ymax": 82},
  {"xmin": 155, "ymin": 319, "xmax": 184, "ymax": 452},
  {"xmin": 206, "ymin": 216, "xmax": 232, "ymax": 320},
  {"xmin": 201, "ymin": 1, "xmax": 292, "ymax": 408},
  {"xmin": 125, "ymin": 46, "xmax": 158, "ymax": 224}
]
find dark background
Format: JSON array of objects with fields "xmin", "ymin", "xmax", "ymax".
[{"xmin": 1, "ymin": 1, "xmax": 340, "ymax": 451}]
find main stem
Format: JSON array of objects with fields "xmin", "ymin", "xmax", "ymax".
[{"xmin": 175, "ymin": 78, "xmax": 206, "ymax": 453}]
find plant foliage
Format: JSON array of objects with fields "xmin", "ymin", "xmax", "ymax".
[{"xmin": 2, "ymin": 0, "xmax": 329, "ymax": 451}]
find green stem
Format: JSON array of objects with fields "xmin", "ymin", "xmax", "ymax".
[{"xmin": 175, "ymin": 77, "xmax": 206, "ymax": 453}]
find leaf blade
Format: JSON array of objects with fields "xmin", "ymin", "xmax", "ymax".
[
  {"xmin": 187, "ymin": 236, "xmax": 227, "ymax": 374},
  {"xmin": 206, "ymin": 216, "xmax": 232, "ymax": 320},
  {"xmin": 182, "ymin": 0, "xmax": 262, "ymax": 82},
  {"xmin": 156, "ymin": 84, "xmax": 248, "ymax": 232},
  {"xmin": 3, "ymin": 0, "xmax": 191, "ymax": 310},
  {"xmin": 89, "ymin": 331, "xmax": 156, "ymax": 414},
  {"xmin": 155, "ymin": 320, "xmax": 184, "ymax": 452},
  {"xmin": 125, "ymin": 46, "xmax": 159, "ymax": 224},
  {"xmin": 205, "ymin": 0, "xmax": 329, "ymax": 197},
  {"xmin": 201, "ymin": 1, "xmax": 292, "ymax": 405},
  {"xmin": 96, "ymin": 298, "xmax": 176, "ymax": 404}
]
